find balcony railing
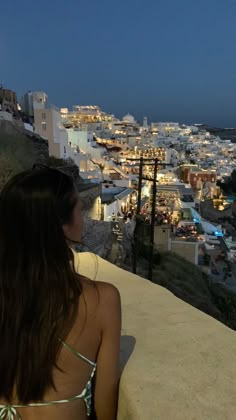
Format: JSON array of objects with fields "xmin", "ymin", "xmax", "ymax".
[{"xmin": 74, "ymin": 251, "xmax": 236, "ymax": 420}]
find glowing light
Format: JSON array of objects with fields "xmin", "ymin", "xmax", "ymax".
[{"xmin": 214, "ymin": 231, "xmax": 223, "ymax": 237}]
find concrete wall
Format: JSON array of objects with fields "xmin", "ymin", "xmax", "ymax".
[
  {"xmin": 112, "ymin": 179, "xmax": 130, "ymax": 188},
  {"xmin": 75, "ymin": 252, "xmax": 236, "ymax": 420},
  {"xmin": 34, "ymin": 108, "xmax": 54, "ymax": 142},
  {"xmin": 154, "ymin": 225, "xmax": 171, "ymax": 251},
  {"xmin": 171, "ymin": 240, "xmax": 199, "ymax": 265},
  {"xmin": 67, "ymin": 129, "xmax": 87, "ymax": 148},
  {"xmin": 78, "ymin": 184, "xmax": 101, "ymax": 219},
  {"xmin": 67, "ymin": 128, "xmax": 102, "ymax": 160},
  {"xmin": 22, "ymin": 91, "xmax": 48, "ymax": 117},
  {"xmin": 85, "ymin": 196, "xmax": 101, "ymax": 220},
  {"xmin": 103, "ymin": 202, "xmax": 117, "ymax": 221},
  {"xmin": 190, "ymin": 172, "xmax": 216, "ymax": 189},
  {"xmin": 34, "ymin": 108, "xmax": 68, "ymax": 159}
]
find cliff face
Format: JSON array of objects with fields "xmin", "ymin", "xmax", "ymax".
[
  {"xmin": 200, "ymin": 200, "xmax": 236, "ymax": 235},
  {"xmin": 200, "ymin": 199, "xmax": 236, "ymax": 221},
  {"xmin": 114, "ymin": 245, "xmax": 236, "ymax": 332},
  {"xmin": 132, "ymin": 252, "xmax": 223, "ymax": 321},
  {"xmin": 151, "ymin": 252, "xmax": 236, "ymax": 331},
  {"xmin": 0, "ymin": 123, "xmax": 34, "ymax": 190},
  {"xmin": 0, "ymin": 122, "xmax": 113, "ymax": 257},
  {"xmin": 0, "ymin": 120, "xmax": 49, "ymax": 165},
  {"xmin": 210, "ymin": 282, "xmax": 236, "ymax": 330},
  {"xmin": 0, "ymin": 120, "xmax": 50, "ymax": 190}
]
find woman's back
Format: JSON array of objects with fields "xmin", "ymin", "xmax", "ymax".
[
  {"xmin": 0, "ymin": 277, "xmax": 121, "ymax": 420},
  {"xmin": 0, "ymin": 167, "xmax": 121, "ymax": 420}
]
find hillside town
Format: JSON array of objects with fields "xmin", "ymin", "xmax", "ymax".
[{"xmin": 1, "ymin": 85, "xmax": 236, "ymax": 289}]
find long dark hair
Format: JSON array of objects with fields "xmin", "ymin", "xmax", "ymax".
[{"xmin": 0, "ymin": 166, "xmax": 82, "ymax": 403}]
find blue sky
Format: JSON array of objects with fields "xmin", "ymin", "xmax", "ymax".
[{"xmin": 1, "ymin": 0, "xmax": 236, "ymax": 127}]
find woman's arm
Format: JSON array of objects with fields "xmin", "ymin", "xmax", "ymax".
[{"xmin": 94, "ymin": 283, "xmax": 121, "ymax": 420}]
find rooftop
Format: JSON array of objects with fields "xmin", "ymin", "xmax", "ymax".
[
  {"xmin": 101, "ymin": 187, "xmax": 134, "ymax": 204},
  {"xmin": 156, "ymin": 184, "xmax": 195, "ymax": 196}
]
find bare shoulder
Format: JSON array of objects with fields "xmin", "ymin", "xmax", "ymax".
[
  {"xmin": 95, "ymin": 282, "xmax": 121, "ymax": 329},
  {"xmin": 79, "ymin": 276, "xmax": 121, "ymax": 314},
  {"xmin": 96, "ymin": 281, "xmax": 121, "ymax": 301},
  {"xmin": 80, "ymin": 276, "xmax": 120, "ymax": 299}
]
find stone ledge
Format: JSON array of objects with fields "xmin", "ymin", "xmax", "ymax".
[{"xmin": 74, "ymin": 252, "xmax": 236, "ymax": 420}]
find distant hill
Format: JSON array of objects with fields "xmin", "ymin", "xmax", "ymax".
[
  {"xmin": 208, "ymin": 127, "xmax": 236, "ymax": 143},
  {"xmin": 194, "ymin": 124, "xmax": 236, "ymax": 143}
]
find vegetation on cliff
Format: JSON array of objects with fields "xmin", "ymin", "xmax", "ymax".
[
  {"xmin": 134, "ymin": 241, "xmax": 236, "ymax": 332},
  {"xmin": 153, "ymin": 252, "xmax": 236, "ymax": 331}
]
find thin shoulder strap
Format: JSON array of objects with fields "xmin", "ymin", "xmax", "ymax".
[{"xmin": 60, "ymin": 340, "xmax": 96, "ymax": 367}]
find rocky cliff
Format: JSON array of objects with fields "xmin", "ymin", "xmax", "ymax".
[
  {"xmin": 200, "ymin": 200, "xmax": 236, "ymax": 235},
  {"xmin": 0, "ymin": 121, "xmax": 112, "ymax": 257}
]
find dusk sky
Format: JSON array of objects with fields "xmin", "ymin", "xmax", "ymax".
[{"xmin": 1, "ymin": 0, "xmax": 236, "ymax": 127}]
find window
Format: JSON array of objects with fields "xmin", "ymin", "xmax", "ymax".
[
  {"xmin": 42, "ymin": 122, "xmax": 47, "ymax": 131},
  {"xmin": 42, "ymin": 113, "xmax": 46, "ymax": 120}
]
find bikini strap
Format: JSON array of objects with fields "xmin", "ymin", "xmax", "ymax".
[{"xmin": 59, "ymin": 340, "xmax": 96, "ymax": 367}]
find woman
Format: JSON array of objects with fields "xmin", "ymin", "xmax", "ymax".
[{"xmin": 0, "ymin": 166, "xmax": 121, "ymax": 420}]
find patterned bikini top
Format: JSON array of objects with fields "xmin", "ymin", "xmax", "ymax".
[{"xmin": 0, "ymin": 340, "xmax": 97, "ymax": 420}]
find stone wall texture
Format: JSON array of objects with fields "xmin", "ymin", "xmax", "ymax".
[{"xmin": 81, "ymin": 218, "xmax": 112, "ymax": 257}]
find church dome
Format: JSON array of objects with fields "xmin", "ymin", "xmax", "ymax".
[{"xmin": 122, "ymin": 113, "xmax": 135, "ymax": 123}]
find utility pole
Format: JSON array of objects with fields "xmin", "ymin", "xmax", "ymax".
[
  {"xmin": 126, "ymin": 157, "xmax": 172, "ymax": 279},
  {"xmin": 148, "ymin": 158, "xmax": 158, "ymax": 281},
  {"xmin": 136, "ymin": 157, "xmax": 143, "ymax": 215}
]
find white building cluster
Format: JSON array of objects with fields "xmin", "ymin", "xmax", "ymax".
[
  {"xmin": 0, "ymin": 89, "xmax": 229, "ymax": 272},
  {"xmin": 1, "ymin": 85, "xmax": 236, "ymax": 276}
]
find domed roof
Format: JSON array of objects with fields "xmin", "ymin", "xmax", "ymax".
[{"xmin": 122, "ymin": 113, "xmax": 135, "ymax": 123}]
